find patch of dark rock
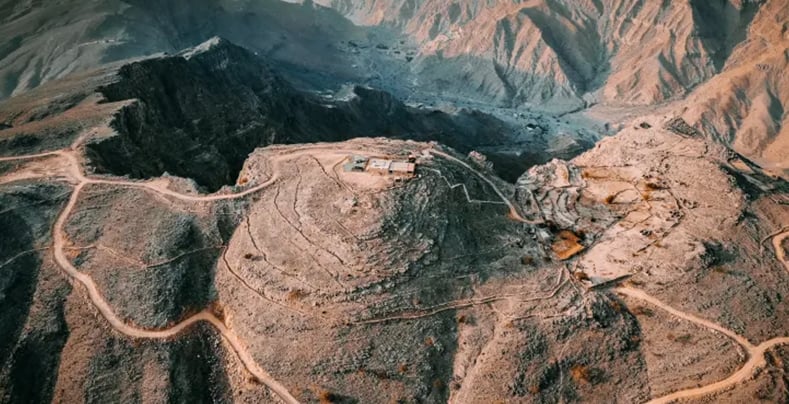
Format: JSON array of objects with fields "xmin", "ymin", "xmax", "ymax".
[
  {"xmin": 0, "ymin": 127, "xmax": 77, "ymax": 156},
  {"xmin": 484, "ymin": 151, "xmax": 553, "ymax": 183},
  {"xmin": 701, "ymin": 241, "xmax": 738, "ymax": 268},
  {"xmin": 721, "ymin": 165, "xmax": 767, "ymax": 199},
  {"xmin": 664, "ymin": 117, "xmax": 700, "ymax": 137},
  {"xmin": 0, "ymin": 184, "xmax": 69, "ymax": 376},
  {"xmin": 84, "ymin": 338, "xmax": 146, "ymax": 401},
  {"xmin": 0, "ymin": 133, "xmax": 40, "ymax": 154},
  {"xmin": 315, "ymin": 391, "xmax": 358, "ymax": 404},
  {"xmin": 167, "ymin": 325, "xmax": 232, "ymax": 403},
  {"xmin": 0, "ymin": 161, "xmax": 16, "ymax": 175},
  {"xmin": 689, "ymin": 0, "xmax": 762, "ymax": 71},
  {"xmin": 0, "ymin": 211, "xmax": 39, "ymax": 370},
  {"xmin": 3, "ymin": 300, "xmax": 71, "ymax": 404},
  {"xmin": 89, "ymin": 38, "xmax": 511, "ymax": 191}
]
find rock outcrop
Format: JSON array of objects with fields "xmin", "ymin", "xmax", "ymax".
[{"xmin": 86, "ymin": 38, "xmax": 512, "ymax": 190}]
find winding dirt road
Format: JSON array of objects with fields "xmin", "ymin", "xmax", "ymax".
[
  {"xmin": 47, "ymin": 152, "xmax": 300, "ymax": 403},
  {"xmin": 9, "ymin": 144, "xmax": 488, "ymax": 403},
  {"xmin": 7, "ymin": 143, "xmax": 416, "ymax": 402},
  {"xmin": 616, "ymin": 286, "xmax": 789, "ymax": 403},
  {"xmin": 650, "ymin": 336, "xmax": 789, "ymax": 404},
  {"xmin": 772, "ymin": 230, "xmax": 789, "ymax": 273},
  {"xmin": 616, "ymin": 287, "xmax": 753, "ymax": 349},
  {"xmin": 6, "ymin": 140, "xmax": 787, "ymax": 403}
]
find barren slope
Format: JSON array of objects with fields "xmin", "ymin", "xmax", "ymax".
[
  {"xmin": 0, "ymin": 0, "xmax": 365, "ymax": 99},
  {"xmin": 2, "ymin": 84, "xmax": 787, "ymax": 402},
  {"xmin": 321, "ymin": 0, "xmax": 763, "ymax": 108},
  {"xmin": 0, "ymin": 3, "xmax": 788, "ymax": 403},
  {"xmin": 680, "ymin": 0, "xmax": 789, "ymax": 178},
  {"xmin": 319, "ymin": 0, "xmax": 789, "ymax": 174}
]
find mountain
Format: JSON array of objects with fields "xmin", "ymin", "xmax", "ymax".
[
  {"xmin": 0, "ymin": 2, "xmax": 788, "ymax": 403},
  {"xmin": 320, "ymin": 0, "xmax": 762, "ymax": 106},
  {"xmin": 317, "ymin": 0, "xmax": 787, "ymax": 177},
  {"xmin": 2, "ymin": 68, "xmax": 788, "ymax": 400},
  {"xmin": 0, "ymin": 0, "xmax": 365, "ymax": 99},
  {"xmin": 2, "ymin": 0, "xmax": 785, "ymax": 175},
  {"xmin": 2, "ymin": 38, "xmax": 516, "ymax": 191},
  {"xmin": 680, "ymin": 0, "xmax": 789, "ymax": 177}
]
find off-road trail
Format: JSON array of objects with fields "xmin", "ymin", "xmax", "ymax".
[
  {"xmin": 0, "ymin": 150, "xmax": 62, "ymax": 162},
  {"xmin": 8, "ymin": 144, "xmax": 319, "ymax": 403},
  {"xmin": 617, "ymin": 287, "xmax": 789, "ymax": 403},
  {"xmin": 355, "ymin": 267, "xmax": 566, "ymax": 325},
  {"xmin": 648, "ymin": 336, "xmax": 789, "ymax": 404},
  {"xmin": 773, "ymin": 229, "xmax": 789, "ymax": 273},
  {"xmin": 24, "ymin": 143, "xmax": 507, "ymax": 404},
  {"xmin": 427, "ymin": 149, "xmax": 543, "ymax": 224},
  {"xmin": 52, "ymin": 184, "xmax": 300, "ymax": 403},
  {"xmin": 42, "ymin": 143, "xmax": 421, "ymax": 403},
  {"xmin": 7, "ymin": 140, "xmax": 786, "ymax": 404},
  {"xmin": 615, "ymin": 287, "xmax": 753, "ymax": 349},
  {"xmin": 422, "ymin": 167, "xmax": 508, "ymax": 206}
]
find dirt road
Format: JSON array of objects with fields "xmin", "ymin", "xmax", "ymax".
[
  {"xmin": 772, "ymin": 230, "xmax": 789, "ymax": 273},
  {"xmin": 0, "ymin": 150, "xmax": 61, "ymax": 162},
  {"xmin": 616, "ymin": 287, "xmax": 753, "ymax": 349},
  {"xmin": 617, "ymin": 287, "xmax": 789, "ymax": 403},
  {"xmin": 52, "ymin": 182, "xmax": 299, "ymax": 404},
  {"xmin": 648, "ymin": 336, "xmax": 789, "ymax": 404},
  {"xmin": 42, "ymin": 145, "xmax": 407, "ymax": 403},
  {"xmin": 26, "ymin": 143, "xmax": 438, "ymax": 404},
  {"xmin": 10, "ymin": 141, "xmax": 784, "ymax": 403}
]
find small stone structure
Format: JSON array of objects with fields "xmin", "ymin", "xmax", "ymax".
[
  {"xmin": 343, "ymin": 154, "xmax": 416, "ymax": 177},
  {"xmin": 343, "ymin": 155, "xmax": 368, "ymax": 172}
]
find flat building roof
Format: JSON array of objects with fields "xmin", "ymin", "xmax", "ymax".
[
  {"xmin": 390, "ymin": 161, "xmax": 415, "ymax": 173},
  {"xmin": 368, "ymin": 159, "xmax": 391, "ymax": 170}
]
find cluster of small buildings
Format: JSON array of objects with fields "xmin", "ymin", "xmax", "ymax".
[{"xmin": 343, "ymin": 154, "xmax": 416, "ymax": 176}]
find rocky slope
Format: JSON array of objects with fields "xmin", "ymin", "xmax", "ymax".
[
  {"xmin": 321, "ymin": 0, "xmax": 763, "ymax": 107},
  {"xmin": 680, "ymin": 0, "xmax": 789, "ymax": 178},
  {"xmin": 3, "ymin": 0, "xmax": 785, "ymax": 176},
  {"xmin": 1, "ymin": 110, "xmax": 787, "ymax": 402},
  {"xmin": 319, "ymin": 0, "xmax": 788, "ymax": 177},
  {"xmin": 0, "ymin": 2, "xmax": 788, "ymax": 403},
  {"xmin": 0, "ymin": 0, "xmax": 365, "ymax": 99},
  {"xmin": 84, "ymin": 38, "xmax": 517, "ymax": 191}
]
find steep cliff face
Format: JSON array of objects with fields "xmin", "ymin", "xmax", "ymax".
[
  {"xmin": 680, "ymin": 0, "xmax": 789, "ymax": 178},
  {"xmin": 87, "ymin": 38, "xmax": 302, "ymax": 190},
  {"xmin": 2, "ymin": 0, "xmax": 768, "ymax": 110},
  {"xmin": 86, "ymin": 38, "xmax": 512, "ymax": 190}
]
